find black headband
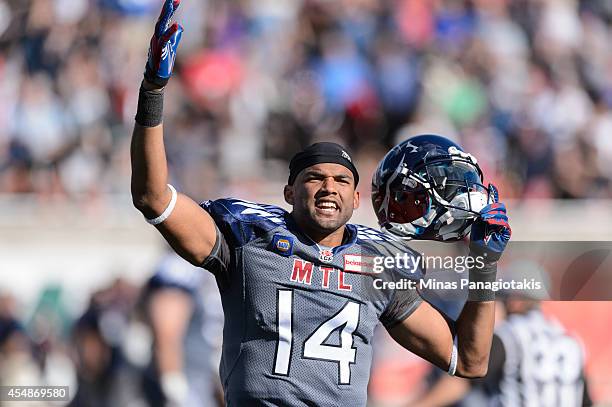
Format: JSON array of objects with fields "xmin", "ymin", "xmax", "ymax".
[{"xmin": 288, "ymin": 142, "xmax": 359, "ymax": 186}]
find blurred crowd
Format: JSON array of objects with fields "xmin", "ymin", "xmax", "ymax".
[
  {"xmin": 0, "ymin": 253, "xmax": 224, "ymax": 407},
  {"xmin": 0, "ymin": 0, "xmax": 611, "ymax": 203}
]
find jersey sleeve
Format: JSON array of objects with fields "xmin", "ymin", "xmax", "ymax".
[
  {"xmin": 358, "ymin": 234, "xmax": 424, "ymax": 328},
  {"xmin": 379, "ymin": 285, "xmax": 423, "ymax": 328},
  {"xmin": 200, "ymin": 198, "xmax": 288, "ymax": 287},
  {"xmin": 201, "ymin": 224, "xmax": 231, "ymax": 289},
  {"xmin": 200, "ymin": 198, "xmax": 287, "ymax": 249}
]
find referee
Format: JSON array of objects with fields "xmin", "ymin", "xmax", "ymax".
[{"xmin": 411, "ymin": 260, "xmax": 592, "ymax": 407}]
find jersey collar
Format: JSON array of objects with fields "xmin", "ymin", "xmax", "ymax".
[{"xmin": 285, "ymin": 213, "xmax": 358, "ymax": 253}]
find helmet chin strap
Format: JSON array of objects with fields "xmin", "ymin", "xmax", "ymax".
[{"xmin": 437, "ymin": 218, "xmax": 472, "ymax": 241}]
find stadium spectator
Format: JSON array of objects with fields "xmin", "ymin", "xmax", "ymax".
[
  {"xmin": 0, "ymin": 292, "xmax": 44, "ymax": 389},
  {"xmin": 0, "ymin": 0, "xmax": 611, "ymax": 200},
  {"xmin": 69, "ymin": 288, "xmax": 146, "ymax": 407}
]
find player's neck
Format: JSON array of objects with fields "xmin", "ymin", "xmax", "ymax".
[
  {"xmin": 312, "ymin": 228, "xmax": 346, "ymax": 247},
  {"xmin": 292, "ymin": 216, "xmax": 346, "ymax": 247}
]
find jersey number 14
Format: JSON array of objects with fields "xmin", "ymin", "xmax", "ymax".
[{"xmin": 273, "ymin": 289, "xmax": 360, "ymax": 385}]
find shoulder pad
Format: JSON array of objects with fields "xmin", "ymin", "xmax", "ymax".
[
  {"xmin": 353, "ymin": 224, "xmax": 401, "ymax": 242},
  {"xmin": 201, "ymin": 198, "xmax": 289, "ymax": 247}
]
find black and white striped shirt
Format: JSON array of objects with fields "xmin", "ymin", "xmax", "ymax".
[{"xmin": 482, "ymin": 309, "xmax": 590, "ymax": 407}]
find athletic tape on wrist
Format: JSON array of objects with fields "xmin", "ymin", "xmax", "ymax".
[
  {"xmin": 448, "ymin": 335, "xmax": 458, "ymax": 376},
  {"xmin": 145, "ymin": 184, "xmax": 177, "ymax": 225},
  {"xmin": 135, "ymin": 84, "xmax": 164, "ymax": 127},
  {"xmin": 467, "ymin": 261, "xmax": 498, "ymax": 302},
  {"xmin": 144, "ymin": 63, "xmax": 170, "ymax": 89}
]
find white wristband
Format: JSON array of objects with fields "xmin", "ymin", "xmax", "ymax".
[
  {"xmin": 448, "ymin": 335, "xmax": 458, "ymax": 376},
  {"xmin": 145, "ymin": 184, "xmax": 177, "ymax": 225}
]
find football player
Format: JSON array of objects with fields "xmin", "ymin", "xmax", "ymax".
[
  {"xmin": 130, "ymin": 1, "xmax": 511, "ymax": 405},
  {"xmin": 143, "ymin": 253, "xmax": 223, "ymax": 407}
]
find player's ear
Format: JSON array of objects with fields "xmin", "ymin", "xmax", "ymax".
[
  {"xmin": 353, "ymin": 190, "xmax": 360, "ymax": 209},
  {"xmin": 284, "ymin": 185, "xmax": 294, "ymax": 205}
]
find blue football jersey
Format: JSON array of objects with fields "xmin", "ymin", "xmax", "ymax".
[
  {"xmin": 147, "ymin": 254, "xmax": 224, "ymax": 407},
  {"xmin": 200, "ymin": 198, "xmax": 423, "ymax": 406}
]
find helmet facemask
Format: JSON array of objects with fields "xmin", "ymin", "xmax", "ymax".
[{"xmin": 376, "ymin": 148, "xmax": 494, "ymax": 241}]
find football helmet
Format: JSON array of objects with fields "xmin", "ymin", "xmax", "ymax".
[{"xmin": 372, "ymin": 134, "xmax": 495, "ymax": 241}]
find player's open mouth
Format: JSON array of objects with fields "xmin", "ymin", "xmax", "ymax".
[{"xmin": 315, "ymin": 200, "xmax": 339, "ymax": 215}]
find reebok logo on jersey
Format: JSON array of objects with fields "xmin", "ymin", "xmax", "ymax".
[{"xmin": 344, "ymin": 254, "xmax": 379, "ymax": 274}]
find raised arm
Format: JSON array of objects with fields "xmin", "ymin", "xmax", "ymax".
[
  {"xmin": 388, "ymin": 202, "xmax": 511, "ymax": 378},
  {"xmin": 131, "ymin": 0, "xmax": 217, "ymax": 266}
]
